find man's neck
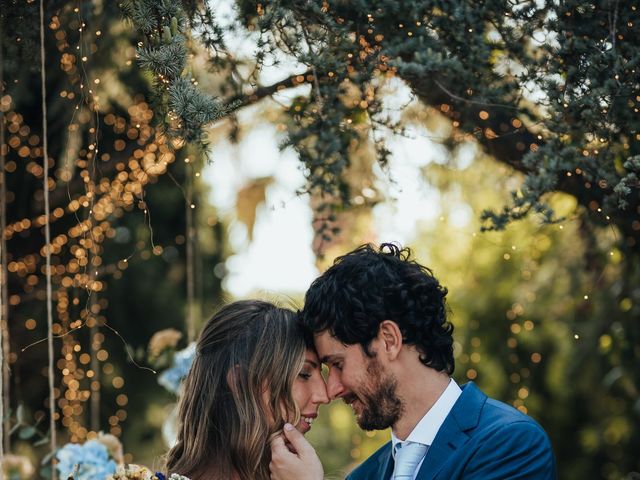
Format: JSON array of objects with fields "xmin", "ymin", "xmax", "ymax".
[{"xmin": 392, "ymin": 370, "xmax": 451, "ymax": 440}]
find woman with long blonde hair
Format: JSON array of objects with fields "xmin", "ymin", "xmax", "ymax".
[{"xmin": 165, "ymin": 300, "xmax": 328, "ymax": 480}]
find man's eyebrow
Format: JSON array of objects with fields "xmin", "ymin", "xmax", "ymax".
[{"xmin": 320, "ymin": 354, "xmax": 341, "ymax": 364}]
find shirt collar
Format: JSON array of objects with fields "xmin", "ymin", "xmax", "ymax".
[{"xmin": 391, "ymin": 378, "xmax": 462, "ymax": 458}]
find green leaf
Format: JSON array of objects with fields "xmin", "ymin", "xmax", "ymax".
[
  {"xmin": 39, "ymin": 465, "xmax": 52, "ymax": 480},
  {"xmin": 34, "ymin": 436, "xmax": 50, "ymax": 447},
  {"xmin": 19, "ymin": 426, "xmax": 37, "ymax": 439}
]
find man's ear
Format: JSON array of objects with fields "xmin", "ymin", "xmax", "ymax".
[{"xmin": 377, "ymin": 320, "xmax": 403, "ymax": 360}]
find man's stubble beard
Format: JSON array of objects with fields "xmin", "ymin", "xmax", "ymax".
[{"xmin": 356, "ymin": 357, "xmax": 404, "ymax": 431}]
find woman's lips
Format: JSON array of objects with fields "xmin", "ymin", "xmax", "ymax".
[{"xmin": 297, "ymin": 413, "xmax": 318, "ymax": 433}]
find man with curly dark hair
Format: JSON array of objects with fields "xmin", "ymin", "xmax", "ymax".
[{"xmin": 270, "ymin": 243, "xmax": 557, "ymax": 480}]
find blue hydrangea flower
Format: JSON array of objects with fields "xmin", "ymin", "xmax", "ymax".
[
  {"xmin": 56, "ymin": 440, "xmax": 117, "ymax": 480},
  {"xmin": 158, "ymin": 343, "xmax": 196, "ymax": 394}
]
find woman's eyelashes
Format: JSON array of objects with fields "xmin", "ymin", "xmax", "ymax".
[{"xmin": 298, "ymin": 371, "xmax": 312, "ymax": 380}]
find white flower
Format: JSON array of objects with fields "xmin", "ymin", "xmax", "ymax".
[
  {"xmin": 107, "ymin": 464, "xmax": 192, "ymax": 480},
  {"xmin": 107, "ymin": 464, "xmax": 156, "ymax": 479},
  {"xmin": 148, "ymin": 329, "xmax": 183, "ymax": 360}
]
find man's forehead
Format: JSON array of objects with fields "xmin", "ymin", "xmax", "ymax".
[
  {"xmin": 313, "ymin": 330, "xmax": 341, "ymax": 345},
  {"xmin": 313, "ymin": 331, "xmax": 348, "ymax": 360}
]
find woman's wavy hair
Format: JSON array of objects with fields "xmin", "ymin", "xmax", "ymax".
[
  {"xmin": 301, "ymin": 243, "xmax": 454, "ymax": 374},
  {"xmin": 165, "ymin": 300, "xmax": 306, "ymax": 480}
]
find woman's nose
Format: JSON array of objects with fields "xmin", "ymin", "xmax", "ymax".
[{"xmin": 312, "ymin": 379, "xmax": 330, "ymax": 405}]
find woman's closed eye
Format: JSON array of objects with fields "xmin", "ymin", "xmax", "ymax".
[{"xmin": 298, "ymin": 371, "xmax": 312, "ymax": 380}]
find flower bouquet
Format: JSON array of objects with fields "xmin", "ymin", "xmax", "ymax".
[
  {"xmin": 56, "ymin": 438, "xmax": 117, "ymax": 479},
  {"xmin": 57, "ymin": 433, "xmax": 190, "ymax": 480},
  {"xmin": 107, "ymin": 464, "xmax": 190, "ymax": 480}
]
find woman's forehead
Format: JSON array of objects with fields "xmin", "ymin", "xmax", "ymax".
[{"xmin": 304, "ymin": 348, "xmax": 320, "ymax": 364}]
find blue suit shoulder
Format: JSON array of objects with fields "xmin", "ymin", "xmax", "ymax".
[
  {"xmin": 480, "ymin": 397, "xmax": 542, "ymax": 429},
  {"xmin": 345, "ymin": 441, "xmax": 391, "ymax": 480},
  {"xmin": 447, "ymin": 384, "xmax": 556, "ymax": 479},
  {"xmin": 347, "ymin": 383, "xmax": 556, "ymax": 480},
  {"xmin": 476, "ymin": 395, "xmax": 550, "ymax": 439}
]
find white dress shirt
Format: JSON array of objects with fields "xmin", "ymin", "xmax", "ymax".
[{"xmin": 390, "ymin": 378, "xmax": 462, "ymax": 480}]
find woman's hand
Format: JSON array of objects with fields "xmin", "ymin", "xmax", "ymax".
[{"xmin": 270, "ymin": 423, "xmax": 324, "ymax": 480}]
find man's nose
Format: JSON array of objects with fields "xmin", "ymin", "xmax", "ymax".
[{"xmin": 327, "ymin": 372, "xmax": 345, "ymax": 400}]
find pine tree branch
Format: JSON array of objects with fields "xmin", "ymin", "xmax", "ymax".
[
  {"xmin": 409, "ymin": 73, "xmax": 640, "ymax": 248},
  {"xmin": 226, "ymin": 69, "xmax": 313, "ymax": 111}
]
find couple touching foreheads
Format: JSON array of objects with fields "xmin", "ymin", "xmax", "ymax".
[{"xmin": 165, "ymin": 243, "xmax": 557, "ymax": 480}]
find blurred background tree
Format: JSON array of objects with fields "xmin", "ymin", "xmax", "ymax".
[
  {"xmin": 1, "ymin": 0, "xmax": 226, "ymax": 473},
  {"xmin": 1, "ymin": 1, "xmax": 639, "ymax": 479},
  {"xmin": 141, "ymin": 1, "xmax": 636, "ymax": 478}
]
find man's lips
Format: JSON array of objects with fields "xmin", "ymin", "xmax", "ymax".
[
  {"xmin": 343, "ymin": 395, "xmax": 362, "ymax": 415},
  {"xmin": 343, "ymin": 394, "xmax": 359, "ymax": 406}
]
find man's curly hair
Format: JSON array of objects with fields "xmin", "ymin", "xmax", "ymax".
[{"xmin": 301, "ymin": 243, "xmax": 454, "ymax": 374}]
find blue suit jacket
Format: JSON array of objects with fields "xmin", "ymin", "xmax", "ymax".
[{"xmin": 346, "ymin": 382, "xmax": 556, "ymax": 479}]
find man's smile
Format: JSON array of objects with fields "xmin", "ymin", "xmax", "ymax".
[{"xmin": 343, "ymin": 394, "xmax": 363, "ymax": 416}]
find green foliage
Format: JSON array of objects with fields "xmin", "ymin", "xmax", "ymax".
[
  {"xmin": 167, "ymin": 77, "xmax": 235, "ymax": 143},
  {"xmin": 0, "ymin": 0, "xmax": 39, "ymax": 79},
  {"xmin": 119, "ymin": 3, "xmax": 638, "ymax": 475},
  {"xmin": 420, "ymin": 153, "xmax": 640, "ymax": 480},
  {"xmin": 1, "ymin": 0, "xmax": 225, "ymax": 471},
  {"xmin": 614, "ymin": 155, "xmax": 640, "ymax": 209},
  {"xmin": 3, "ymin": 1, "xmax": 639, "ymax": 479},
  {"xmin": 245, "ymin": 0, "xmax": 397, "ymax": 212},
  {"xmin": 121, "ymin": 0, "xmax": 233, "ymax": 150},
  {"xmin": 124, "ymin": 0, "xmax": 639, "ymax": 253},
  {"xmin": 307, "ymin": 151, "xmax": 639, "ymax": 480},
  {"xmin": 137, "ymin": 38, "xmax": 188, "ymax": 80}
]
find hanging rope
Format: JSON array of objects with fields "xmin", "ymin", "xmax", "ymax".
[
  {"xmin": 0, "ymin": 11, "xmax": 6, "ymax": 457},
  {"xmin": 0, "ymin": 216, "xmax": 4, "ymax": 461},
  {"xmin": 89, "ymin": 292, "xmax": 100, "ymax": 432},
  {"xmin": 185, "ymin": 161, "xmax": 195, "ymax": 342},
  {"xmin": 39, "ymin": 1, "xmax": 57, "ymax": 478},
  {"xmin": 0, "ymin": 289, "xmax": 3, "ymax": 461}
]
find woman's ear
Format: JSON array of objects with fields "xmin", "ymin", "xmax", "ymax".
[{"xmin": 377, "ymin": 320, "xmax": 403, "ymax": 360}]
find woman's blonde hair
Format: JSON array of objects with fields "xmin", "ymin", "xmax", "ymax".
[{"xmin": 165, "ymin": 300, "xmax": 306, "ymax": 480}]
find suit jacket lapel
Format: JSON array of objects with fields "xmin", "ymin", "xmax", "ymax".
[
  {"xmin": 375, "ymin": 442, "xmax": 394, "ymax": 480},
  {"xmin": 416, "ymin": 382, "xmax": 487, "ymax": 480}
]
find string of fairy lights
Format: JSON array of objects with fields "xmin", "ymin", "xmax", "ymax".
[
  {"xmin": 0, "ymin": 3, "xmax": 5, "ymax": 456},
  {"xmin": 36, "ymin": 6, "xmax": 169, "ymax": 447},
  {"xmin": 0, "ymin": 0, "xmax": 635, "ymax": 472},
  {"xmin": 38, "ymin": 1, "xmax": 57, "ymax": 477},
  {"xmin": 0, "ymin": 1, "xmax": 204, "ymax": 464}
]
